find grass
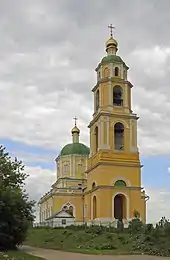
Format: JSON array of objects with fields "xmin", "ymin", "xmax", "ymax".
[
  {"xmin": 24, "ymin": 226, "xmax": 136, "ymax": 255},
  {"xmin": 0, "ymin": 250, "xmax": 44, "ymax": 260},
  {"xmin": 24, "ymin": 224, "xmax": 170, "ymax": 256}
]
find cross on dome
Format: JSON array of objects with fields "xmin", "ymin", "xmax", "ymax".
[
  {"xmin": 108, "ymin": 24, "xmax": 115, "ymax": 37},
  {"xmin": 73, "ymin": 116, "xmax": 78, "ymax": 126}
]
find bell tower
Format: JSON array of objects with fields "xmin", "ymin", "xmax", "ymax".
[
  {"xmin": 90, "ymin": 25, "xmax": 137, "ymax": 156},
  {"xmin": 85, "ymin": 25, "xmax": 148, "ymax": 224}
]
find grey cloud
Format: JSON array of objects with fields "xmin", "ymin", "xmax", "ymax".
[
  {"xmin": 0, "ymin": 0, "xmax": 170, "ymax": 156},
  {"xmin": 1, "ymin": 0, "xmax": 170, "ymax": 222}
]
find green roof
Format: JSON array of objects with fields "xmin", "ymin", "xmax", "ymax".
[
  {"xmin": 60, "ymin": 143, "xmax": 90, "ymax": 156},
  {"xmin": 101, "ymin": 55, "xmax": 123, "ymax": 64}
]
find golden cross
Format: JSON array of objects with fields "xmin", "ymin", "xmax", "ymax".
[
  {"xmin": 108, "ymin": 24, "xmax": 115, "ymax": 37},
  {"xmin": 73, "ymin": 116, "xmax": 78, "ymax": 126}
]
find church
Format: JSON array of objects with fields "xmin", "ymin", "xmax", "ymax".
[{"xmin": 38, "ymin": 26, "xmax": 149, "ymax": 227}]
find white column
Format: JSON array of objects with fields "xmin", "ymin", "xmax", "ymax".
[
  {"xmin": 73, "ymin": 156, "xmax": 75, "ymax": 177},
  {"xmin": 109, "ymin": 81, "xmax": 112, "ymax": 106},
  {"xmin": 90, "ymin": 129, "xmax": 93, "ymax": 157},
  {"xmin": 134, "ymin": 119, "xmax": 138, "ymax": 151},
  {"xmin": 107, "ymin": 117, "xmax": 110, "ymax": 148},
  {"xmin": 98, "ymin": 119, "xmax": 102, "ymax": 150},
  {"xmin": 100, "ymin": 117, "xmax": 110, "ymax": 150},
  {"xmin": 94, "ymin": 91, "xmax": 96, "ymax": 112},
  {"xmin": 110, "ymin": 63, "xmax": 113, "ymax": 77},
  {"xmin": 70, "ymin": 156, "xmax": 72, "ymax": 177},
  {"xmin": 124, "ymin": 83, "xmax": 128, "ymax": 108},
  {"xmin": 85, "ymin": 157, "xmax": 88, "ymax": 172},
  {"xmin": 129, "ymin": 119, "xmax": 132, "ymax": 152},
  {"xmin": 60, "ymin": 159, "xmax": 63, "ymax": 178},
  {"xmin": 121, "ymin": 64, "xmax": 124, "ymax": 79},
  {"xmin": 101, "ymin": 65, "xmax": 103, "ymax": 78}
]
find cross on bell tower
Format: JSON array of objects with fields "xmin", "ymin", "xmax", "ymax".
[
  {"xmin": 73, "ymin": 116, "xmax": 78, "ymax": 126},
  {"xmin": 108, "ymin": 24, "xmax": 115, "ymax": 37}
]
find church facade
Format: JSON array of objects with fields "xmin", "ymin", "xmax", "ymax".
[{"xmin": 38, "ymin": 29, "xmax": 149, "ymax": 227}]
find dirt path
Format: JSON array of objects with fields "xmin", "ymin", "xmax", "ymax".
[{"xmin": 22, "ymin": 246, "xmax": 170, "ymax": 260}]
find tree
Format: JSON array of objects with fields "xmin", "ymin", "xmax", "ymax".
[{"xmin": 0, "ymin": 145, "xmax": 35, "ymax": 250}]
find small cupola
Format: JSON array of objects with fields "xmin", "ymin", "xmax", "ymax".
[{"xmin": 71, "ymin": 116, "xmax": 80, "ymax": 143}]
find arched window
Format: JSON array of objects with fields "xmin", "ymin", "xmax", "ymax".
[
  {"xmin": 114, "ymin": 180, "xmax": 127, "ymax": 186},
  {"xmin": 115, "ymin": 67, "xmax": 119, "ymax": 76},
  {"xmin": 62, "ymin": 203, "xmax": 74, "ymax": 216},
  {"xmin": 95, "ymin": 126, "xmax": 98, "ymax": 152},
  {"xmin": 114, "ymin": 122, "xmax": 124, "ymax": 150},
  {"xmin": 113, "ymin": 86, "xmax": 123, "ymax": 106},
  {"xmin": 92, "ymin": 182, "xmax": 96, "ymax": 189},
  {"xmin": 62, "ymin": 205, "xmax": 67, "ymax": 211},
  {"xmin": 104, "ymin": 67, "xmax": 109, "ymax": 77},
  {"xmin": 96, "ymin": 90, "xmax": 99, "ymax": 110},
  {"xmin": 93, "ymin": 196, "xmax": 97, "ymax": 219},
  {"xmin": 68, "ymin": 206, "xmax": 73, "ymax": 216}
]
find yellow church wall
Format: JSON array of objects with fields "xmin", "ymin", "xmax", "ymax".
[
  {"xmin": 39, "ymin": 196, "xmax": 53, "ymax": 222},
  {"xmin": 88, "ymin": 150, "xmax": 140, "ymax": 171},
  {"xmin": 87, "ymin": 164, "xmax": 141, "ymax": 190},
  {"xmin": 103, "ymin": 121, "xmax": 107, "ymax": 144},
  {"xmin": 127, "ymin": 87, "xmax": 131, "ymax": 110},
  {"xmin": 53, "ymin": 194, "xmax": 83, "ymax": 221},
  {"xmin": 95, "ymin": 81, "xmax": 132, "ymax": 115},
  {"xmin": 57, "ymin": 154, "xmax": 88, "ymax": 180},
  {"xmin": 102, "ymin": 85, "xmax": 109, "ymax": 106},
  {"xmin": 90, "ymin": 112, "xmax": 138, "ymax": 155},
  {"xmin": 84, "ymin": 187, "xmax": 145, "ymax": 221},
  {"xmin": 64, "ymin": 179, "xmax": 87, "ymax": 188}
]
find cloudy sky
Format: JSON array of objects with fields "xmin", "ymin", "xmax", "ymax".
[{"xmin": 0, "ymin": 0, "xmax": 170, "ymax": 223}]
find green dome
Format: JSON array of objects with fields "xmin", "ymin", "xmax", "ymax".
[
  {"xmin": 101, "ymin": 55, "xmax": 123, "ymax": 64},
  {"xmin": 60, "ymin": 143, "xmax": 90, "ymax": 156}
]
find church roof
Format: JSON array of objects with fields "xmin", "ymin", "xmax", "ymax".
[
  {"xmin": 46, "ymin": 210, "xmax": 75, "ymax": 220},
  {"xmin": 101, "ymin": 55, "xmax": 123, "ymax": 64},
  {"xmin": 60, "ymin": 142, "xmax": 90, "ymax": 156}
]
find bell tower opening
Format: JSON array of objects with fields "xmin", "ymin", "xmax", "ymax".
[
  {"xmin": 113, "ymin": 86, "xmax": 123, "ymax": 106},
  {"xmin": 114, "ymin": 122, "xmax": 124, "ymax": 151},
  {"xmin": 96, "ymin": 90, "xmax": 99, "ymax": 110},
  {"xmin": 95, "ymin": 126, "xmax": 98, "ymax": 152},
  {"xmin": 115, "ymin": 67, "xmax": 119, "ymax": 76}
]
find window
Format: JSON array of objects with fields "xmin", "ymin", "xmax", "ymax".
[
  {"xmin": 114, "ymin": 122, "xmax": 124, "ymax": 150},
  {"xmin": 96, "ymin": 90, "xmax": 100, "ymax": 110},
  {"xmin": 57, "ymin": 164, "xmax": 60, "ymax": 176},
  {"xmin": 113, "ymin": 86, "xmax": 123, "ymax": 106},
  {"xmin": 64, "ymin": 163, "xmax": 69, "ymax": 174},
  {"xmin": 98, "ymin": 71, "xmax": 101, "ymax": 79},
  {"xmin": 68, "ymin": 206, "xmax": 73, "ymax": 216},
  {"xmin": 62, "ymin": 203, "xmax": 74, "ymax": 217},
  {"xmin": 114, "ymin": 180, "xmax": 126, "ymax": 186},
  {"xmin": 115, "ymin": 67, "xmax": 119, "ymax": 76},
  {"xmin": 62, "ymin": 219, "xmax": 66, "ymax": 225},
  {"xmin": 92, "ymin": 182, "xmax": 96, "ymax": 189},
  {"xmin": 62, "ymin": 205, "xmax": 67, "ymax": 211},
  {"xmin": 95, "ymin": 126, "xmax": 98, "ymax": 152},
  {"xmin": 84, "ymin": 205, "xmax": 87, "ymax": 217},
  {"xmin": 103, "ymin": 67, "xmax": 109, "ymax": 77}
]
